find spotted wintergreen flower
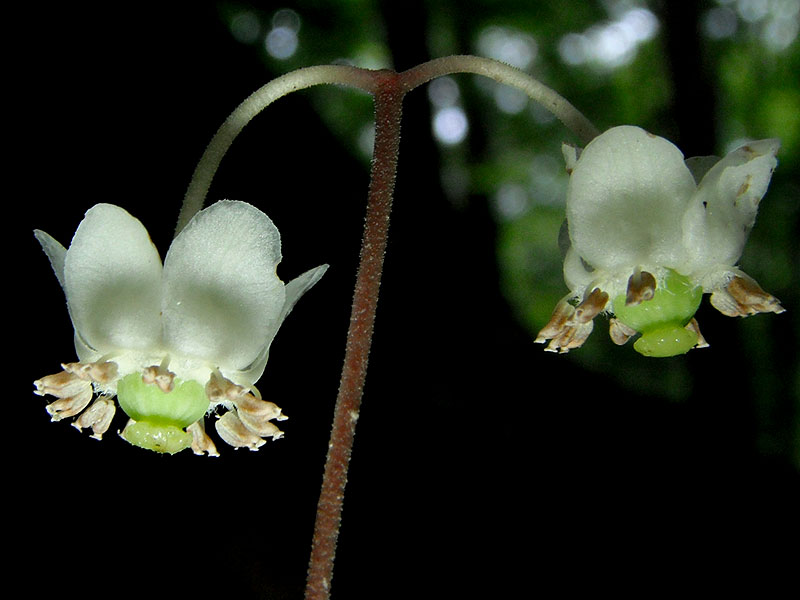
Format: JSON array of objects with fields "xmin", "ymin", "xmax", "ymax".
[
  {"xmin": 34, "ymin": 200, "xmax": 327, "ymax": 454},
  {"xmin": 536, "ymin": 125, "xmax": 784, "ymax": 357}
]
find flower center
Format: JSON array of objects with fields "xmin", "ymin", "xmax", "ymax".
[
  {"xmin": 117, "ymin": 373, "xmax": 210, "ymax": 453},
  {"xmin": 612, "ymin": 269, "xmax": 703, "ymax": 357}
]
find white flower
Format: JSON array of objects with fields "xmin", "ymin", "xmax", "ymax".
[
  {"xmin": 33, "ymin": 200, "xmax": 327, "ymax": 454},
  {"xmin": 536, "ymin": 125, "xmax": 785, "ymax": 357}
]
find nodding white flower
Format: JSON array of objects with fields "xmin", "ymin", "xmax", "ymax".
[
  {"xmin": 33, "ymin": 200, "xmax": 327, "ymax": 455},
  {"xmin": 536, "ymin": 125, "xmax": 785, "ymax": 357}
]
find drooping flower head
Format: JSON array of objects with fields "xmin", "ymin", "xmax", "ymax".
[
  {"xmin": 34, "ymin": 200, "xmax": 327, "ymax": 454},
  {"xmin": 536, "ymin": 125, "xmax": 784, "ymax": 357}
]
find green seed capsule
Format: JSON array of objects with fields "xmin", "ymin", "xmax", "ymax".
[
  {"xmin": 117, "ymin": 373, "xmax": 210, "ymax": 453},
  {"xmin": 613, "ymin": 270, "xmax": 703, "ymax": 357}
]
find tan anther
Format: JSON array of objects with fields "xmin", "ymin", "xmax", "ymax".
[
  {"xmin": 215, "ymin": 412, "xmax": 267, "ymax": 451},
  {"xmin": 535, "ymin": 299, "xmax": 576, "ymax": 343},
  {"xmin": 609, "ymin": 318, "xmax": 638, "ymax": 346},
  {"xmin": 537, "ymin": 296, "xmax": 597, "ymax": 353},
  {"xmin": 34, "ymin": 369, "xmax": 93, "ymax": 421},
  {"xmin": 546, "ymin": 320, "xmax": 593, "ymax": 353},
  {"xmin": 45, "ymin": 383, "xmax": 94, "ymax": 421},
  {"xmin": 574, "ymin": 288, "xmax": 609, "ymax": 324},
  {"xmin": 142, "ymin": 365, "xmax": 176, "ymax": 393},
  {"xmin": 234, "ymin": 393, "xmax": 286, "ymax": 423},
  {"xmin": 62, "ymin": 361, "xmax": 119, "ymax": 384},
  {"xmin": 187, "ymin": 421, "xmax": 220, "ymax": 457},
  {"xmin": 727, "ymin": 276, "xmax": 785, "ymax": 315},
  {"xmin": 35, "ymin": 370, "xmax": 86, "ymax": 398},
  {"xmin": 685, "ymin": 318, "xmax": 709, "ymax": 349},
  {"xmin": 205, "ymin": 371, "xmax": 249, "ymax": 404},
  {"xmin": 73, "ymin": 397, "xmax": 116, "ymax": 440},
  {"xmin": 206, "ymin": 371, "xmax": 285, "ymax": 439},
  {"xmin": 626, "ymin": 270, "xmax": 657, "ymax": 306}
]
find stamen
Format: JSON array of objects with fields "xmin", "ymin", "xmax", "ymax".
[
  {"xmin": 142, "ymin": 364, "xmax": 176, "ymax": 393},
  {"xmin": 685, "ymin": 318, "xmax": 709, "ymax": 349},
  {"xmin": 215, "ymin": 412, "xmax": 267, "ymax": 451},
  {"xmin": 626, "ymin": 269, "xmax": 657, "ymax": 306},
  {"xmin": 545, "ymin": 320, "xmax": 593, "ymax": 353},
  {"xmin": 44, "ymin": 382, "xmax": 93, "ymax": 421},
  {"xmin": 727, "ymin": 276, "xmax": 785, "ymax": 315},
  {"xmin": 535, "ymin": 298, "xmax": 575, "ymax": 343},
  {"xmin": 711, "ymin": 275, "xmax": 785, "ymax": 317},
  {"xmin": 187, "ymin": 421, "xmax": 220, "ymax": 457},
  {"xmin": 536, "ymin": 294, "xmax": 599, "ymax": 353},
  {"xmin": 608, "ymin": 317, "xmax": 637, "ymax": 346},
  {"xmin": 574, "ymin": 287, "xmax": 609, "ymax": 323},
  {"xmin": 62, "ymin": 361, "xmax": 119, "ymax": 384},
  {"xmin": 73, "ymin": 397, "xmax": 116, "ymax": 440}
]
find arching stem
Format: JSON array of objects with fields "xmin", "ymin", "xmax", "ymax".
[
  {"xmin": 400, "ymin": 55, "xmax": 600, "ymax": 145},
  {"xmin": 174, "ymin": 65, "xmax": 378, "ymax": 236}
]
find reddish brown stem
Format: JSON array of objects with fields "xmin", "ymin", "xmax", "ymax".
[{"xmin": 305, "ymin": 70, "xmax": 404, "ymax": 600}]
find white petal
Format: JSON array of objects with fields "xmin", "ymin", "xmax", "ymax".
[
  {"xmin": 162, "ymin": 201, "xmax": 286, "ymax": 371},
  {"xmin": 34, "ymin": 229, "xmax": 67, "ymax": 289},
  {"xmin": 566, "ymin": 126, "xmax": 696, "ymax": 271},
  {"xmin": 562, "ymin": 247, "xmax": 595, "ymax": 294},
  {"xmin": 64, "ymin": 204, "xmax": 163, "ymax": 354},
  {"xmin": 232, "ymin": 264, "xmax": 328, "ymax": 386},
  {"xmin": 280, "ymin": 264, "xmax": 329, "ymax": 324},
  {"xmin": 683, "ymin": 138, "xmax": 779, "ymax": 270}
]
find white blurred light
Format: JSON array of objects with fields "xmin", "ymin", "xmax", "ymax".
[
  {"xmin": 432, "ymin": 107, "xmax": 469, "ymax": 145},
  {"xmin": 230, "ymin": 11, "xmax": 261, "ymax": 44},
  {"xmin": 358, "ymin": 123, "xmax": 375, "ymax": 157},
  {"xmin": 428, "ymin": 77, "xmax": 460, "ymax": 108},
  {"xmin": 494, "ymin": 183, "xmax": 529, "ymax": 220},
  {"xmin": 558, "ymin": 33, "xmax": 590, "ymax": 65},
  {"xmin": 529, "ymin": 154, "xmax": 563, "ymax": 206},
  {"xmin": 493, "ymin": 85, "xmax": 528, "ymax": 114},
  {"xmin": 762, "ymin": 13, "xmax": 799, "ymax": 50},
  {"xmin": 476, "ymin": 26, "xmax": 538, "ymax": 70},
  {"xmin": 265, "ymin": 26, "xmax": 298, "ymax": 59},
  {"xmin": 272, "ymin": 8, "xmax": 301, "ymax": 31},
  {"xmin": 737, "ymin": 0, "xmax": 770, "ymax": 22},
  {"xmin": 557, "ymin": 8, "xmax": 659, "ymax": 69},
  {"xmin": 703, "ymin": 7, "xmax": 739, "ymax": 38}
]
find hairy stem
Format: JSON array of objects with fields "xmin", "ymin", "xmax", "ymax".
[
  {"xmin": 305, "ymin": 70, "xmax": 404, "ymax": 600},
  {"xmin": 401, "ymin": 55, "xmax": 600, "ymax": 145},
  {"xmin": 174, "ymin": 65, "xmax": 378, "ymax": 236}
]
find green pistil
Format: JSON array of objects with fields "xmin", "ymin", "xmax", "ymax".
[
  {"xmin": 117, "ymin": 373, "xmax": 210, "ymax": 453},
  {"xmin": 613, "ymin": 269, "xmax": 703, "ymax": 357}
]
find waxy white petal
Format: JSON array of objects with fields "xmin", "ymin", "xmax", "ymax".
[
  {"xmin": 34, "ymin": 230, "xmax": 67, "ymax": 289},
  {"xmin": 683, "ymin": 138, "xmax": 779, "ymax": 270},
  {"xmin": 63, "ymin": 204, "xmax": 163, "ymax": 354},
  {"xmin": 234, "ymin": 264, "xmax": 329, "ymax": 386},
  {"xmin": 162, "ymin": 201, "xmax": 285, "ymax": 371},
  {"xmin": 567, "ymin": 126, "xmax": 696, "ymax": 271}
]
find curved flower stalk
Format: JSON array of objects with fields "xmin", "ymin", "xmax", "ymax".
[
  {"xmin": 536, "ymin": 125, "xmax": 785, "ymax": 357},
  {"xmin": 33, "ymin": 201, "xmax": 327, "ymax": 454}
]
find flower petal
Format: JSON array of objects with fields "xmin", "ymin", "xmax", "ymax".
[
  {"xmin": 233, "ymin": 264, "xmax": 328, "ymax": 385},
  {"xmin": 63, "ymin": 204, "xmax": 163, "ymax": 355},
  {"xmin": 683, "ymin": 138, "xmax": 779, "ymax": 270},
  {"xmin": 566, "ymin": 126, "xmax": 696, "ymax": 271},
  {"xmin": 34, "ymin": 229, "xmax": 67, "ymax": 289},
  {"xmin": 162, "ymin": 201, "xmax": 285, "ymax": 370}
]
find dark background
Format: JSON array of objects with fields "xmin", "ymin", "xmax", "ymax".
[{"xmin": 11, "ymin": 1, "xmax": 799, "ymax": 598}]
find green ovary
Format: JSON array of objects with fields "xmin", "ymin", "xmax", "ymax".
[
  {"xmin": 117, "ymin": 373, "xmax": 209, "ymax": 453},
  {"xmin": 612, "ymin": 270, "xmax": 703, "ymax": 358}
]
